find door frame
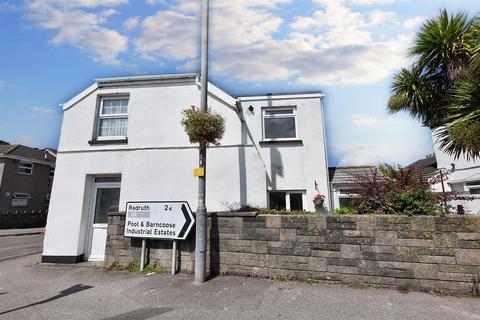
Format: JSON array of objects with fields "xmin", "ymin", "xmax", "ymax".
[{"xmin": 84, "ymin": 181, "xmax": 121, "ymax": 261}]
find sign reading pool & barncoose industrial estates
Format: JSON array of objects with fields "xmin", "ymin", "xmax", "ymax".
[{"xmin": 124, "ymin": 201, "xmax": 194, "ymax": 240}]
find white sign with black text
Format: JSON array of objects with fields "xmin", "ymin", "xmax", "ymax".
[{"xmin": 124, "ymin": 201, "xmax": 194, "ymax": 240}]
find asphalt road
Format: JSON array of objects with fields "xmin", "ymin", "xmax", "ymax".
[{"xmin": 1, "ymin": 234, "xmax": 480, "ymax": 320}]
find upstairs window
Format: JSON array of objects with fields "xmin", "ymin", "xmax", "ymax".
[
  {"xmin": 97, "ymin": 97, "xmax": 129, "ymax": 140},
  {"xmin": 49, "ymin": 167, "xmax": 55, "ymax": 177},
  {"xmin": 17, "ymin": 162, "xmax": 33, "ymax": 175},
  {"xmin": 262, "ymin": 107, "xmax": 297, "ymax": 140}
]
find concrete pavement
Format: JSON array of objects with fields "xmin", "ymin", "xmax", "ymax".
[{"xmin": 1, "ymin": 235, "xmax": 479, "ymax": 320}]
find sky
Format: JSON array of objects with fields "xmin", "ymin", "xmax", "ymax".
[{"xmin": 0, "ymin": 0, "xmax": 478, "ymax": 166}]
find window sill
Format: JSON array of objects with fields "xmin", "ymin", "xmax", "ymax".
[
  {"xmin": 259, "ymin": 139, "xmax": 303, "ymax": 146},
  {"xmin": 88, "ymin": 138, "xmax": 128, "ymax": 145}
]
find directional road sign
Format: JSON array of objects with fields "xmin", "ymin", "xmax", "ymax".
[{"xmin": 124, "ymin": 201, "xmax": 194, "ymax": 240}]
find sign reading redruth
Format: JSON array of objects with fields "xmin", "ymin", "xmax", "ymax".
[{"xmin": 124, "ymin": 201, "xmax": 194, "ymax": 240}]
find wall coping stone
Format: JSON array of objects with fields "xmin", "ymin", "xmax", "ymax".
[{"xmin": 107, "ymin": 211, "xmax": 259, "ymax": 218}]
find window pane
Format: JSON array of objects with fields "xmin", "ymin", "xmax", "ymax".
[
  {"xmin": 265, "ymin": 109, "xmax": 293, "ymax": 116},
  {"xmin": 102, "ymin": 99, "xmax": 128, "ymax": 115},
  {"xmin": 94, "ymin": 187, "xmax": 120, "ymax": 223},
  {"xmin": 269, "ymin": 192, "xmax": 286, "ymax": 210},
  {"xmin": 466, "ymin": 180, "xmax": 480, "ymax": 186},
  {"xmin": 339, "ymin": 197, "xmax": 353, "ymax": 208},
  {"xmin": 99, "ymin": 118, "xmax": 128, "ymax": 137},
  {"xmin": 470, "ymin": 188, "xmax": 480, "ymax": 194},
  {"xmin": 264, "ymin": 118, "xmax": 296, "ymax": 139},
  {"xmin": 290, "ymin": 193, "xmax": 303, "ymax": 210},
  {"xmin": 95, "ymin": 176, "xmax": 121, "ymax": 183}
]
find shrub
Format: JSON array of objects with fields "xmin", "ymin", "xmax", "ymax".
[
  {"xmin": 181, "ymin": 106, "xmax": 225, "ymax": 146},
  {"xmin": 332, "ymin": 207, "xmax": 357, "ymax": 215},
  {"xmin": 259, "ymin": 208, "xmax": 314, "ymax": 215},
  {"xmin": 347, "ymin": 164, "xmax": 444, "ymax": 215}
]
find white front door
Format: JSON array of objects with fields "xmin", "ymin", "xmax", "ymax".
[{"xmin": 86, "ymin": 182, "xmax": 120, "ymax": 261}]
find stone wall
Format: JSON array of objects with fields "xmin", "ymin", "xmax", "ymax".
[
  {"xmin": 0, "ymin": 212, "xmax": 47, "ymax": 229},
  {"xmin": 106, "ymin": 212, "xmax": 480, "ymax": 295}
]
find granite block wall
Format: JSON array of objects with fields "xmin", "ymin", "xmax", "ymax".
[{"xmin": 106, "ymin": 212, "xmax": 480, "ymax": 295}]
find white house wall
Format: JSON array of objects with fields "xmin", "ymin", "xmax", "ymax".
[{"xmin": 43, "ymin": 78, "xmax": 329, "ymax": 259}]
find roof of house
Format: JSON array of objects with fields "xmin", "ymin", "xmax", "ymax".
[
  {"xmin": 0, "ymin": 144, "xmax": 56, "ymax": 164},
  {"xmin": 61, "ymin": 73, "xmax": 325, "ymax": 111},
  {"xmin": 329, "ymin": 166, "xmax": 376, "ymax": 185},
  {"xmin": 408, "ymin": 154, "xmax": 439, "ymax": 181}
]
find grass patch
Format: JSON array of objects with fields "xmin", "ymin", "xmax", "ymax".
[
  {"xmin": 305, "ymin": 278, "xmax": 320, "ymax": 285},
  {"xmin": 273, "ymin": 274, "xmax": 296, "ymax": 282},
  {"xmin": 106, "ymin": 262, "xmax": 168, "ymax": 274}
]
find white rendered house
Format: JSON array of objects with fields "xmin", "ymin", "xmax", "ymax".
[
  {"xmin": 431, "ymin": 132, "xmax": 480, "ymax": 215},
  {"xmin": 42, "ymin": 74, "xmax": 330, "ymax": 263}
]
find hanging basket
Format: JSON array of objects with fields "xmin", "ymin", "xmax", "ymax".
[
  {"xmin": 181, "ymin": 105, "xmax": 225, "ymax": 146},
  {"xmin": 313, "ymin": 199, "xmax": 324, "ymax": 207}
]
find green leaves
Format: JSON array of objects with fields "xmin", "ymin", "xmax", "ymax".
[
  {"xmin": 388, "ymin": 9, "xmax": 480, "ymax": 159},
  {"xmin": 181, "ymin": 105, "xmax": 225, "ymax": 146}
]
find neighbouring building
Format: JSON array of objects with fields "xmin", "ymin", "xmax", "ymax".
[
  {"xmin": 0, "ymin": 144, "xmax": 56, "ymax": 214},
  {"xmin": 42, "ymin": 74, "xmax": 330, "ymax": 263},
  {"xmin": 424, "ymin": 133, "xmax": 480, "ymax": 215},
  {"xmin": 328, "ymin": 166, "xmax": 375, "ymax": 210}
]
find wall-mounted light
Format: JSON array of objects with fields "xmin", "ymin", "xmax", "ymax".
[{"xmin": 248, "ymin": 105, "xmax": 254, "ymax": 112}]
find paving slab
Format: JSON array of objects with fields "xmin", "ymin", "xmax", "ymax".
[{"xmin": 0, "ymin": 235, "xmax": 479, "ymax": 320}]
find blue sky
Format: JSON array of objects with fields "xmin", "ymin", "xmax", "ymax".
[{"xmin": 0, "ymin": 0, "xmax": 478, "ymax": 166}]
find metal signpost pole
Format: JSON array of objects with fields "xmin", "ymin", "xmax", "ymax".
[
  {"xmin": 195, "ymin": 0, "xmax": 209, "ymax": 284},
  {"xmin": 140, "ymin": 239, "xmax": 146, "ymax": 272},
  {"xmin": 171, "ymin": 241, "xmax": 177, "ymax": 275}
]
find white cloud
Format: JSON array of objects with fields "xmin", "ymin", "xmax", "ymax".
[
  {"xmin": 403, "ymin": 16, "xmax": 426, "ymax": 29},
  {"xmin": 351, "ymin": 114, "xmax": 384, "ymax": 126},
  {"xmin": 123, "ymin": 16, "xmax": 139, "ymax": 30},
  {"xmin": 349, "ymin": 0, "xmax": 395, "ymax": 5},
  {"xmin": 333, "ymin": 143, "xmax": 412, "ymax": 166},
  {"xmin": 133, "ymin": 0, "xmax": 409, "ymax": 85},
  {"xmin": 32, "ymin": 107, "xmax": 57, "ymax": 114},
  {"xmin": 25, "ymin": 0, "xmax": 128, "ymax": 64},
  {"xmin": 0, "ymin": 80, "xmax": 13, "ymax": 91},
  {"xmin": 15, "ymin": 135, "xmax": 38, "ymax": 146}
]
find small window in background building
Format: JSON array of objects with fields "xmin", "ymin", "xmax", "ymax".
[
  {"xmin": 457, "ymin": 205, "xmax": 465, "ymax": 214},
  {"xmin": 263, "ymin": 108, "xmax": 296, "ymax": 140},
  {"xmin": 469, "ymin": 188, "xmax": 480, "ymax": 194},
  {"xmin": 339, "ymin": 197, "xmax": 354, "ymax": 208},
  {"xmin": 13, "ymin": 193, "xmax": 31, "ymax": 199},
  {"xmin": 97, "ymin": 97, "xmax": 129, "ymax": 139},
  {"xmin": 269, "ymin": 192, "xmax": 286, "ymax": 210},
  {"xmin": 17, "ymin": 162, "xmax": 33, "ymax": 175},
  {"xmin": 49, "ymin": 167, "xmax": 55, "ymax": 177}
]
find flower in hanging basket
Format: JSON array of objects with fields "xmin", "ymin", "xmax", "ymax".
[
  {"xmin": 181, "ymin": 105, "xmax": 225, "ymax": 146},
  {"xmin": 313, "ymin": 193, "xmax": 325, "ymax": 206}
]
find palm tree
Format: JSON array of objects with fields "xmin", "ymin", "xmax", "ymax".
[{"xmin": 388, "ymin": 10, "xmax": 480, "ymax": 159}]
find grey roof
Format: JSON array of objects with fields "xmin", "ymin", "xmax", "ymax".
[
  {"xmin": 329, "ymin": 166, "xmax": 376, "ymax": 185},
  {"xmin": 408, "ymin": 155, "xmax": 439, "ymax": 181},
  {"xmin": 0, "ymin": 144, "xmax": 56, "ymax": 163}
]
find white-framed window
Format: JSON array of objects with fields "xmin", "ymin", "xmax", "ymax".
[
  {"xmin": 17, "ymin": 162, "xmax": 33, "ymax": 175},
  {"xmin": 49, "ymin": 167, "xmax": 55, "ymax": 177},
  {"xmin": 465, "ymin": 180, "xmax": 480, "ymax": 195},
  {"xmin": 13, "ymin": 193, "xmax": 31, "ymax": 199},
  {"xmin": 262, "ymin": 107, "xmax": 297, "ymax": 140},
  {"xmin": 96, "ymin": 97, "xmax": 129, "ymax": 140},
  {"xmin": 269, "ymin": 190, "xmax": 305, "ymax": 210},
  {"xmin": 338, "ymin": 189, "xmax": 354, "ymax": 208}
]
